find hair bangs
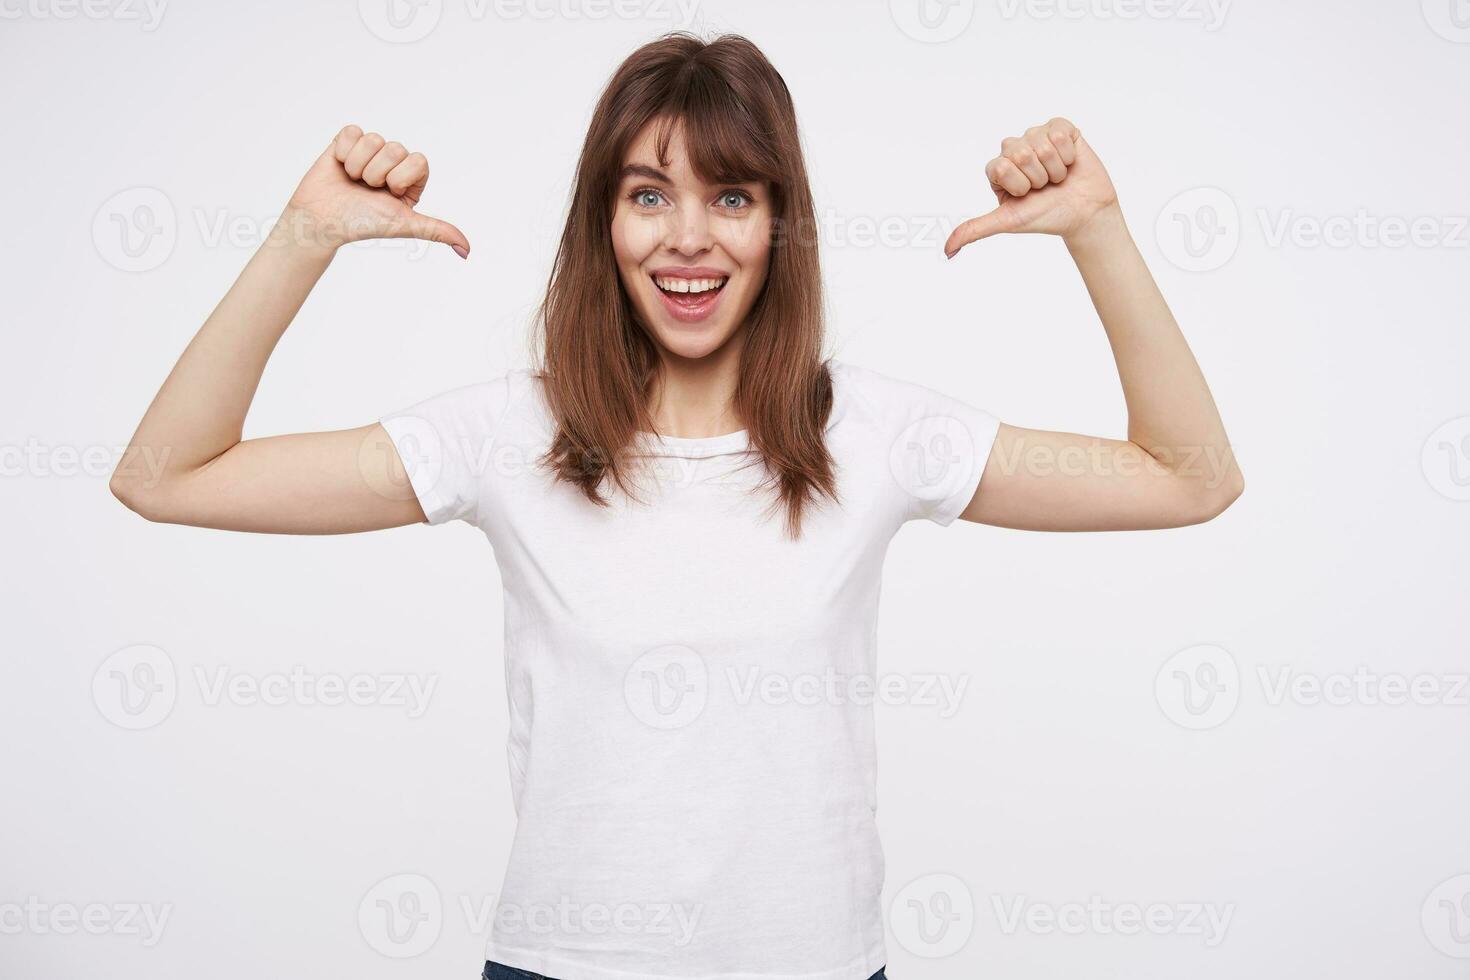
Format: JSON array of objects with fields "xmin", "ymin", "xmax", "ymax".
[{"xmin": 648, "ymin": 71, "xmax": 784, "ymax": 188}]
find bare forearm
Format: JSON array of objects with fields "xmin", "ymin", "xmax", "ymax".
[
  {"xmin": 121, "ymin": 217, "xmax": 334, "ymax": 482},
  {"xmin": 1064, "ymin": 206, "xmax": 1240, "ymax": 494},
  {"xmin": 949, "ymin": 120, "xmax": 1242, "ymax": 529},
  {"xmin": 110, "ymin": 126, "xmax": 465, "ymax": 532}
]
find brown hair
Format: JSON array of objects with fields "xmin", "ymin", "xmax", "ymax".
[{"xmin": 535, "ymin": 32, "xmax": 837, "ymax": 536}]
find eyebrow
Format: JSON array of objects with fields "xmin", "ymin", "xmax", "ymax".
[{"xmin": 618, "ymin": 164, "xmax": 671, "ymax": 184}]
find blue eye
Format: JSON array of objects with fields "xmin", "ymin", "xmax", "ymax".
[
  {"xmin": 719, "ymin": 191, "xmax": 751, "ymax": 209},
  {"xmin": 631, "ymin": 188, "xmax": 664, "ymax": 208}
]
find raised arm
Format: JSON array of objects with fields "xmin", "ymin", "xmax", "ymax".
[
  {"xmin": 109, "ymin": 125, "xmax": 470, "ymax": 533},
  {"xmin": 943, "ymin": 118, "xmax": 1243, "ymax": 531}
]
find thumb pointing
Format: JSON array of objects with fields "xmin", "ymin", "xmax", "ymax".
[
  {"xmin": 403, "ymin": 212, "xmax": 470, "ymax": 259},
  {"xmin": 944, "ymin": 207, "xmax": 1011, "ymax": 259}
]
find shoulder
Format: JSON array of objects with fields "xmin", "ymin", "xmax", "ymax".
[
  {"xmin": 826, "ymin": 358, "xmax": 986, "ymax": 429},
  {"xmin": 825, "ymin": 359, "xmax": 1003, "ymax": 527},
  {"xmin": 382, "ymin": 367, "xmax": 541, "ymax": 441}
]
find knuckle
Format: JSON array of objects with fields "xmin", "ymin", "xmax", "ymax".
[{"xmin": 362, "ymin": 132, "xmax": 385, "ymax": 148}]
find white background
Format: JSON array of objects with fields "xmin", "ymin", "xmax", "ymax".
[{"xmin": 3, "ymin": 0, "xmax": 1469, "ymax": 977}]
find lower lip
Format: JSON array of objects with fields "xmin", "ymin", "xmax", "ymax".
[{"xmin": 653, "ymin": 278, "xmax": 726, "ymax": 324}]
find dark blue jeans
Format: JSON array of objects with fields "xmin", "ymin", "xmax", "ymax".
[{"xmin": 484, "ymin": 963, "xmax": 886, "ymax": 980}]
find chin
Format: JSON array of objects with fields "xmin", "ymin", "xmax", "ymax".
[{"xmin": 647, "ymin": 321, "xmax": 739, "ymax": 361}]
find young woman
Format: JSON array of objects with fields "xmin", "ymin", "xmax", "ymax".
[{"xmin": 111, "ymin": 32, "xmax": 1241, "ymax": 980}]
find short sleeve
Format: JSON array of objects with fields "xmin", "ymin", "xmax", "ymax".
[
  {"xmin": 379, "ymin": 376, "xmax": 514, "ymax": 527},
  {"xmin": 877, "ymin": 373, "xmax": 1002, "ymax": 527}
]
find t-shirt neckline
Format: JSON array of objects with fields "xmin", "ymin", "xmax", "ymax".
[
  {"xmin": 527, "ymin": 360, "xmax": 850, "ymax": 460},
  {"xmin": 629, "ymin": 427, "xmax": 752, "ymax": 459}
]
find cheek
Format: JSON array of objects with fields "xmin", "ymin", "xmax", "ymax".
[
  {"xmin": 721, "ymin": 216, "xmax": 773, "ymax": 279},
  {"xmin": 612, "ymin": 209, "xmax": 663, "ymax": 267}
]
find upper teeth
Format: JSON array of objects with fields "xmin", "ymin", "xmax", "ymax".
[{"xmin": 656, "ymin": 277, "xmax": 726, "ymax": 294}]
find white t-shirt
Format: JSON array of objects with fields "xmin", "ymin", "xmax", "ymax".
[{"xmin": 380, "ymin": 360, "xmax": 1000, "ymax": 980}]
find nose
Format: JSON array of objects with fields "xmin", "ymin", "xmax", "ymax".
[{"xmin": 663, "ymin": 201, "xmax": 713, "ymax": 256}]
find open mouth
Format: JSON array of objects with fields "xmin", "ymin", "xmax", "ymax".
[{"xmin": 651, "ymin": 274, "xmax": 728, "ymax": 323}]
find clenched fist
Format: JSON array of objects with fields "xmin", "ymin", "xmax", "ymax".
[
  {"xmin": 945, "ymin": 117, "xmax": 1119, "ymax": 258},
  {"xmin": 282, "ymin": 125, "xmax": 469, "ymax": 257}
]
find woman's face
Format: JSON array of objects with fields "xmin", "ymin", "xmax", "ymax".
[{"xmin": 611, "ymin": 120, "xmax": 773, "ymax": 361}]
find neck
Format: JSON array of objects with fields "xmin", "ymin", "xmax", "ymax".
[{"xmin": 648, "ymin": 333, "xmax": 744, "ymax": 438}]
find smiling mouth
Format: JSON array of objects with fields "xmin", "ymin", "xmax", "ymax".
[
  {"xmin": 650, "ymin": 274, "xmax": 728, "ymax": 323},
  {"xmin": 653, "ymin": 275, "xmax": 727, "ymax": 297}
]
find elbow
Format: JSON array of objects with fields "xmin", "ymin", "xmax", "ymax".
[
  {"xmin": 1184, "ymin": 469, "xmax": 1245, "ymax": 526},
  {"xmin": 110, "ymin": 470, "xmax": 139, "ymax": 511},
  {"xmin": 109, "ymin": 471, "xmax": 151, "ymax": 519},
  {"xmin": 110, "ymin": 471, "xmax": 174, "ymax": 524}
]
